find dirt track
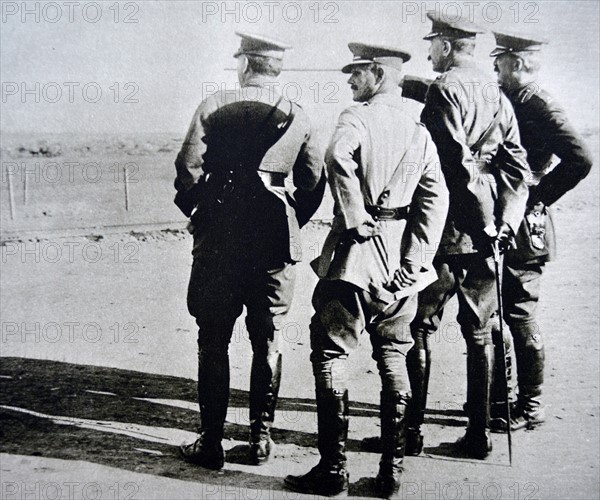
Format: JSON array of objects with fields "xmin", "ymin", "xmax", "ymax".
[{"xmin": 1, "ymin": 142, "xmax": 599, "ymax": 499}]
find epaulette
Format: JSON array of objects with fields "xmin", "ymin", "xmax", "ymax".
[
  {"xmin": 433, "ymin": 71, "xmax": 452, "ymax": 85},
  {"xmin": 517, "ymin": 84, "xmax": 552, "ymax": 105},
  {"xmin": 432, "ymin": 69, "xmax": 465, "ymax": 91},
  {"xmin": 348, "ymin": 101, "xmax": 370, "ymax": 110}
]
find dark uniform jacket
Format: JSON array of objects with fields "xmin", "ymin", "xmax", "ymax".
[
  {"xmin": 503, "ymin": 84, "xmax": 593, "ymax": 262},
  {"xmin": 174, "ymin": 76, "xmax": 325, "ymax": 267},
  {"xmin": 404, "ymin": 59, "xmax": 530, "ymax": 256}
]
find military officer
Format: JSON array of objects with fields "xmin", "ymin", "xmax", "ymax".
[
  {"xmin": 400, "ymin": 13, "xmax": 530, "ymax": 459},
  {"xmin": 284, "ymin": 42, "xmax": 449, "ymax": 497},
  {"xmin": 175, "ymin": 31, "xmax": 325, "ymax": 469},
  {"xmin": 488, "ymin": 32, "xmax": 593, "ymax": 431}
]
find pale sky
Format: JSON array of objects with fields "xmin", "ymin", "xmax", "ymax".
[{"xmin": 1, "ymin": 0, "xmax": 598, "ymax": 134}]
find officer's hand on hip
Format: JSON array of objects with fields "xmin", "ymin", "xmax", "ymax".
[{"xmin": 349, "ymin": 219, "xmax": 381, "ymax": 243}]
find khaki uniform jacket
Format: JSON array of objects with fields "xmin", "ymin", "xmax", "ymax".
[
  {"xmin": 313, "ymin": 91, "xmax": 449, "ymax": 303},
  {"xmin": 407, "ymin": 59, "xmax": 530, "ymax": 255},
  {"xmin": 174, "ymin": 76, "xmax": 325, "ymax": 264},
  {"xmin": 503, "ymin": 84, "xmax": 593, "ymax": 263}
]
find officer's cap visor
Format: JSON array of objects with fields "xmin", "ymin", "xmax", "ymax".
[{"xmin": 341, "ymin": 59, "xmax": 374, "ymax": 73}]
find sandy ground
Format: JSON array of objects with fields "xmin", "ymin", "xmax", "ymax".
[{"xmin": 1, "ymin": 138, "xmax": 598, "ymax": 499}]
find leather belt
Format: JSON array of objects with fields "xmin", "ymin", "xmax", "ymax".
[
  {"xmin": 365, "ymin": 205, "xmax": 410, "ymax": 221},
  {"xmin": 258, "ymin": 171, "xmax": 286, "ymax": 187}
]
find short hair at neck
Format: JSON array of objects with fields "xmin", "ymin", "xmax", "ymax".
[
  {"xmin": 246, "ymin": 55, "xmax": 283, "ymax": 77},
  {"xmin": 444, "ymin": 37, "xmax": 476, "ymax": 56},
  {"xmin": 508, "ymin": 51, "xmax": 541, "ymax": 74}
]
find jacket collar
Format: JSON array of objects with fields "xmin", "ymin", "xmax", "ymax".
[
  {"xmin": 241, "ymin": 74, "xmax": 278, "ymax": 89},
  {"xmin": 445, "ymin": 54, "xmax": 477, "ymax": 71},
  {"xmin": 368, "ymin": 88, "xmax": 404, "ymax": 107}
]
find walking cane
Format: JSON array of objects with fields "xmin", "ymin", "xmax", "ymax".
[{"xmin": 492, "ymin": 241, "xmax": 512, "ymax": 466}]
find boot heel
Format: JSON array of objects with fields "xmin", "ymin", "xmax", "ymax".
[
  {"xmin": 284, "ymin": 463, "xmax": 349, "ymax": 497},
  {"xmin": 285, "ymin": 388, "xmax": 350, "ymax": 496},
  {"xmin": 249, "ymin": 437, "xmax": 275, "ymax": 465},
  {"xmin": 179, "ymin": 434, "xmax": 225, "ymax": 470}
]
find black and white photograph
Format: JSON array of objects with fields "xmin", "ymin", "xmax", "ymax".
[{"xmin": 1, "ymin": 1, "xmax": 598, "ymax": 498}]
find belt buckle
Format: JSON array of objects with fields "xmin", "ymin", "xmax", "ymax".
[{"xmin": 372, "ymin": 205, "xmax": 382, "ymax": 221}]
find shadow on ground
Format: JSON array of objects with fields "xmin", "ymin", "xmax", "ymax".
[
  {"xmin": 0, "ymin": 358, "xmax": 352, "ymax": 491},
  {"xmin": 0, "ymin": 357, "xmax": 466, "ymax": 493}
]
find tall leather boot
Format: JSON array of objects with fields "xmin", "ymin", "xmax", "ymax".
[
  {"xmin": 284, "ymin": 388, "xmax": 350, "ymax": 497},
  {"xmin": 179, "ymin": 346, "xmax": 229, "ymax": 470},
  {"xmin": 490, "ymin": 321, "xmax": 516, "ymax": 431},
  {"xmin": 374, "ymin": 391, "xmax": 409, "ymax": 498},
  {"xmin": 456, "ymin": 344, "xmax": 494, "ymax": 459},
  {"xmin": 405, "ymin": 340, "xmax": 431, "ymax": 455},
  {"xmin": 513, "ymin": 322, "xmax": 546, "ymax": 429},
  {"xmin": 361, "ymin": 342, "xmax": 430, "ymax": 456},
  {"xmin": 249, "ymin": 351, "xmax": 282, "ymax": 464}
]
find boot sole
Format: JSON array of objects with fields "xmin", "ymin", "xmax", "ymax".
[
  {"xmin": 490, "ymin": 417, "xmax": 545, "ymax": 433},
  {"xmin": 526, "ymin": 419, "xmax": 545, "ymax": 430},
  {"xmin": 284, "ymin": 477, "xmax": 348, "ymax": 497},
  {"xmin": 178, "ymin": 445, "xmax": 224, "ymax": 470},
  {"xmin": 374, "ymin": 475, "xmax": 401, "ymax": 498},
  {"xmin": 249, "ymin": 455, "xmax": 271, "ymax": 466},
  {"xmin": 248, "ymin": 439, "xmax": 275, "ymax": 465},
  {"xmin": 454, "ymin": 437, "xmax": 492, "ymax": 460}
]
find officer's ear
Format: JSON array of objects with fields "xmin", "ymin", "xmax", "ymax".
[
  {"xmin": 373, "ymin": 64, "xmax": 385, "ymax": 84},
  {"xmin": 513, "ymin": 56, "xmax": 524, "ymax": 72},
  {"xmin": 442, "ymin": 39, "xmax": 453, "ymax": 57},
  {"xmin": 237, "ymin": 55, "xmax": 250, "ymax": 77}
]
